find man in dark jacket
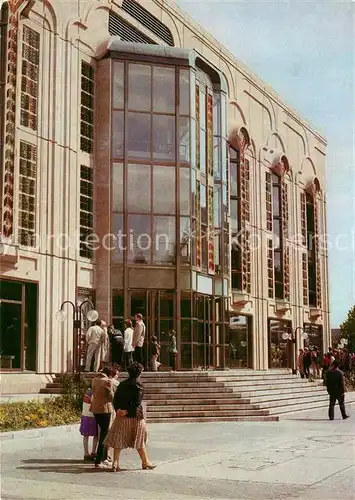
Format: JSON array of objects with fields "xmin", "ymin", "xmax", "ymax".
[{"xmin": 325, "ymin": 360, "xmax": 349, "ymax": 420}]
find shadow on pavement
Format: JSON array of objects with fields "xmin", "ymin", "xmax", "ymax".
[
  {"xmin": 18, "ymin": 464, "xmax": 138, "ymax": 474},
  {"xmin": 22, "ymin": 459, "xmax": 87, "ymax": 464}
]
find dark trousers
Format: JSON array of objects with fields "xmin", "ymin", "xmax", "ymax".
[
  {"xmin": 134, "ymin": 346, "xmax": 143, "ymax": 364},
  {"xmin": 169, "ymin": 352, "xmax": 177, "ymax": 371},
  {"xmin": 93, "ymin": 413, "xmax": 111, "ymax": 464},
  {"xmin": 304, "ymin": 364, "xmax": 310, "ymax": 378},
  {"xmin": 123, "ymin": 351, "xmax": 133, "ymax": 371},
  {"xmin": 328, "ymin": 393, "xmax": 347, "ymax": 420}
]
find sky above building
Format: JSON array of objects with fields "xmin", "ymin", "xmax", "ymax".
[{"xmin": 176, "ymin": 0, "xmax": 354, "ymax": 328}]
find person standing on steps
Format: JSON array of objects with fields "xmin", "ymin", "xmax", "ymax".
[
  {"xmin": 168, "ymin": 330, "xmax": 178, "ymax": 372},
  {"xmin": 132, "ymin": 313, "xmax": 146, "ymax": 365},
  {"xmin": 85, "ymin": 320, "xmax": 104, "ymax": 372},
  {"xmin": 123, "ymin": 319, "xmax": 134, "ymax": 371},
  {"xmin": 326, "ymin": 359, "xmax": 350, "ymax": 421}
]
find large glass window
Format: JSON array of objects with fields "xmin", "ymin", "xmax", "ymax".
[
  {"xmin": 128, "ymin": 64, "xmax": 151, "ymax": 111},
  {"xmin": 127, "ymin": 164, "xmax": 151, "ymax": 213},
  {"xmin": 113, "ymin": 62, "xmax": 124, "ymax": 109},
  {"xmin": 180, "ymin": 168, "xmax": 190, "ymax": 215},
  {"xmin": 153, "ymin": 115, "xmax": 175, "ymax": 161},
  {"xmin": 179, "ymin": 69, "xmax": 190, "ymax": 116},
  {"xmin": 273, "ymin": 174, "xmax": 283, "ymax": 299},
  {"xmin": 179, "ymin": 117, "xmax": 190, "ymax": 163},
  {"xmin": 153, "ymin": 66, "xmax": 175, "ymax": 113},
  {"xmin": 306, "ymin": 194, "xmax": 317, "ymax": 306},
  {"xmin": 112, "ymin": 214, "xmax": 124, "ymax": 262},
  {"xmin": 112, "ymin": 111, "xmax": 124, "ymax": 158},
  {"xmin": 127, "ymin": 112, "xmax": 151, "ymax": 159},
  {"xmin": 153, "ymin": 216, "xmax": 176, "ymax": 264},
  {"xmin": 112, "ymin": 163, "xmax": 123, "ymax": 212},
  {"xmin": 127, "ymin": 214, "xmax": 151, "ymax": 263},
  {"xmin": 153, "ymin": 166, "xmax": 175, "ymax": 214},
  {"xmin": 230, "ymin": 147, "xmax": 241, "ymax": 289}
]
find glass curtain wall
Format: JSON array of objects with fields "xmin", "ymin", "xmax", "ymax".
[
  {"xmin": 111, "ymin": 60, "xmax": 191, "ymax": 265},
  {"xmin": 268, "ymin": 319, "xmax": 292, "ymax": 368}
]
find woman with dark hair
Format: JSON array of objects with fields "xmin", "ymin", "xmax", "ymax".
[{"xmin": 104, "ymin": 362, "xmax": 155, "ymax": 471}]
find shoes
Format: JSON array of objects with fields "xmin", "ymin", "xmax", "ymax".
[
  {"xmin": 343, "ymin": 415, "xmax": 350, "ymax": 419},
  {"xmin": 84, "ymin": 455, "xmax": 93, "ymax": 461},
  {"xmin": 102, "ymin": 459, "xmax": 112, "ymax": 466},
  {"xmin": 94, "ymin": 462, "xmax": 110, "ymax": 469},
  {"xmin": 142, "ymin": 464, "xmax": 156, "ymax": 470},
  {"xmin": 112, "ymin": 464, "xmax": 121, "ymax": 472}
]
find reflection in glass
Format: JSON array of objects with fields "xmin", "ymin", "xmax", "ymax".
[
  {"xmin": 213, "ymin": 185, "xmax": 221, "ymax": 227},
  {"xmin": 179, "ymin": 69, "xmax": 190, "ymax": 116},
  {"xmin": 201, "ymin": 184, "xmax": 207, "ymax": 225},
  {"xmin": 230, "ymin": 199, "xmax": 239, "ymax": 231},
  {"xmin": 273, "ymin": 219, "xmax": 281, "ymax": 249},
  {"xmin": 112, "ymin": 163, "xmax": 124, "ymax": 212},
  {"xmin": 153, "ymin": 66, "xmax": 175, "ymax": 113},
  {"xmin": 153, "ymin": 115, "xmax": 175, "ymax": 161},
  {"xmin": 179, "ymin": 117, "xmax": 190, "ymax": 163},
  {"xmin": 127, "ymin": 113, "xmax": 151, "ymax": 159},
  {"xmin": 214, "ymin": 232, "xmax": 220, "ymax": 265},
  {"xmin": 112, "ymin": 111, "xmax": 124, "ymax": 158},
  {"xmin": 180, "ymin": 168, "xmax": 190, "ymax": 215},
  {"xmin": 128, "ymin": 64, "xmax": 151, "ymax": 111},
  {"xmin": 113, "ymin": 62, "xmax": 124, "ymax": 109},
  {"xmin": 228, "ymin": 315, "xmax": 250, "ymax": 368},
  {"xmin": 127, "ymin": 164, "xmax": 151, "ymax": 213},
  {"xmin": 230, "ymin": 161, "xmax": 238, "ymax": 197},
  {"xmin": 153, "ymin": 166, "xmax": 175, "ymax": 214},
  {"xmin": 273, "ymin": 186, "xmax": 280, "ymax": 216},
  {"xmin": 180, "ymin": 216, "xmax": 191, "ymax": 263},
  {"xmin": 112, "ymin": 214, "xmax": 123, "ymax": 262},
  {"xmin": 199, "ymin": 89, "xmax": 206, "ymax": 130},
  {"xmin": 153, "ymin": 216, "xmax": 176, "ymax": 264},
  {"xmin": 213, "ymin": 92, "xmax": 221, "ymax": 135},
  {"xmin": 127, "ymin": 214, "xmax": 151, "ymax": 263},
  {"xmin": 213, "ymin": 136, "xmax": 221, "ymax": 180},
  {"xmin": 200, "ymin": 131, "xmax": 206, "ymax": 174}
]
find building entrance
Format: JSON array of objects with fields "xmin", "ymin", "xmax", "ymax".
[
  {"xmin": 0, "ymin": 280, "xmax": 37, "ymax": 371},
  {"xmin": 111, "ymin": 289, "xmax": 228, "ymax": 370}
]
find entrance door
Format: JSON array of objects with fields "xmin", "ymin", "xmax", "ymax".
[
  {"xmin": 227, "ymin": 315, "xmax": 253, "ymax": 368},
  {"xmin": 268, "ymin": 319, "xmax": 293, "ymax": 369},
  {"xmin": 0, "ymin": 301, "xmax": 22, "ymax": 370},
  {"xmin": 192, "ymin": 294, "xmax": 214, "ymax": 369},
  {"xmin": 129, "ymin": 290, "xmax": 175, "ymax": 370},
  {"xmin": 0, "ymin": 280, "xmax": 38, "ymax": 371}
]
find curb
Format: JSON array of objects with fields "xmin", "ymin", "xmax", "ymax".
[{"xmin": 1, "ymin": 422, "xmax": 79, "ymax": 441}]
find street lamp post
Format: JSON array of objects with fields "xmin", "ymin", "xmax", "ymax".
[{"xmin": 56, "ymin": 300, "xmax": 98, "ymax": 374}]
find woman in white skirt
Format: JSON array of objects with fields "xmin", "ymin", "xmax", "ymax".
[{"xmin": 104, "ymin": 362, "xmax": 155, "ymax": 472}]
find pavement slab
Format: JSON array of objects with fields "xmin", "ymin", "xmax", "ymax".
[{"xmin": 1, "ymin": 405, "xmax": 354, "ymax": 500}]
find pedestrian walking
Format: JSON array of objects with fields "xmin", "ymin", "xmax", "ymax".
[
  {"xmin": 123, "ymin": 319, "xmax": 134, "ymax": 370},
  {"xmin": 303, "ymin": 347, "xmax": 311, "ymax": 379},
  {"xmin": 85, "ymin": 320, "xmax": 104, "ymax": 372},
  {"xmin": 132, "ymin": 313, "xmax": 146, "ymax": 365},
  {"xmin": 104, "ymin": 362, "xmax": 155, "ymax": 471},
  {"xmin": 91, "ymin": 365, "xmax": 115, "ymax": 468},
  {"xmin": 325, "ymin": 360, "xmax": 350, "ymax": 421},
  {"xmin": 79, "ymin": 383, "xmax": 98, "ymax": 461},
  {"xmin": 168, "ymin": 330, "xmax": 178, "ymax": 371}
]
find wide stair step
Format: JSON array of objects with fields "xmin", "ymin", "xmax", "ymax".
[{"xmin": 40, "ymin": 371, "xmax": 329, "ymax": 422}]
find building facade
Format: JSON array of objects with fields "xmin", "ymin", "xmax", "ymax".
[{"xmin": 0, "ymin": 0, "xmax": 330, "ymax": 381}]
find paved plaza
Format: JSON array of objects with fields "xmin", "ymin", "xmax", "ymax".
[{"xmin": 1, "ymin": 404, "xmax": 355, "ymax": 500}]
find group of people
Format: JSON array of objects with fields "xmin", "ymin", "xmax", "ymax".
[
  {"xmin": 80, "ymin": 362, "xmax": 155, "ymax": 470},
  {"xmin": 297, "ymin": 345, "xmax": 352, "ymax": 420},
  {"xmin": 84, "ymin": 313, "xmax": 178, "ymax": 373},
  {"xmin": 298, "ymin": 346, "xmax": 355, "ymax": 382}
]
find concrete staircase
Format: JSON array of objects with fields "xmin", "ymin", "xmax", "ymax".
[{"xmin": 40, "ymin": 370, "xmax": 331, "ymax": 422}]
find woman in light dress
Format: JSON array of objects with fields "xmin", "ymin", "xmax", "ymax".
[{"xmin": 104, "ymin": 362, "xmax": 155, "ymax": 472}]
